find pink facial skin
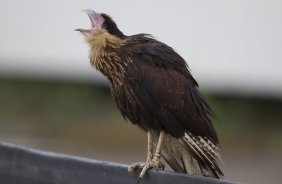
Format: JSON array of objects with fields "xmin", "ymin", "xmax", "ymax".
[{"xmin": 76, "ymin": 9, "xmax": 105, "ymax": 34}]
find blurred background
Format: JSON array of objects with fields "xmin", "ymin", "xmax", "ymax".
[{"xmin": 0, "ymin": 0, "xmax": 281, "ymax": 183}]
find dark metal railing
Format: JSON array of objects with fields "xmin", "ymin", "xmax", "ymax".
[{"xmin": 0, "ymin": 142, "xmax": 234, "ymax": 184}]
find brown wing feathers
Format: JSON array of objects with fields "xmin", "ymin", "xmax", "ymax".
[{"xmin": 122, "ymin": 41, "xmax": 223, "ymax": 178}]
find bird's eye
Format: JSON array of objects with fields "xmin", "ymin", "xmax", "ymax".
[{"xmin": 102, "ymin": 23, "xmax": 107, "ymax": 29}]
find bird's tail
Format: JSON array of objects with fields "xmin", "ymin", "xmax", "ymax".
[{"xmin": 154, "ymin": 132, "xmax": 224, "ymax": 179}]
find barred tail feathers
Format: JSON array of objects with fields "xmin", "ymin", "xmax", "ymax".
[
  {"xmin": 179, "ymin": 133, "xmax": 223, "ymax": 178},
  {"xmin": 153, "ymin": 131, "xmax": 223, "ymax": 179}
]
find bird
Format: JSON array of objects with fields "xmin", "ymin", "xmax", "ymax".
[{"xmin": 76, "ymin": 9, "xmax": 223, "ymax": 179}]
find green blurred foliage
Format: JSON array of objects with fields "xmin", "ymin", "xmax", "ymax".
[{"xmin": 0, "ymin": 77, "xmax": 281, "ymax": 141}]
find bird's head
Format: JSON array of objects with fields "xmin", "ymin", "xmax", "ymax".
[{"xmin": 76, "ymin": 9, "xmax": 125, "ymax": 39}]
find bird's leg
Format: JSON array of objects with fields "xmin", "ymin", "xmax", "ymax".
[
  {"xmin": 128, "ymin": 130, "xmax": 153, "ymax": 172},
  {"xmin": 146, "ymin": 130, "xmax": 153, "ymax": 162},
  {"xmin": 138, "ymin": 131, "xmax": 165, "ymax": 178},
  {"xmin": 128, "ymin": 131, "xmax": 165, "ymax": 178}
]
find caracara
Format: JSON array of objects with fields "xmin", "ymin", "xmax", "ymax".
[{"xmin": 76, "ymin": 9, "xmax": 223, "ymax": 179}]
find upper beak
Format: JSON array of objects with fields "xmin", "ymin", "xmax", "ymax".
[
  {"xmin": 82, "ymin": 9, "xmax": 97, "ymax": 28},
  {"xmin": 75, "ymin": 9, "xmax": 97, "ymax": 33}
]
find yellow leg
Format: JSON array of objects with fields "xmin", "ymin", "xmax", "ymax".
[
  {"xmin": 128, "ymin": 131, "xmax": 165, "ymax": 178},
  {"xmin": 146, "ymin": 130, "xmax": 153, "ymax": 162},
  {"xmin": 153, "ymin": 131, "xmax": 164, "ymax": 161},
  {"xmin": 128, "ymin": 130, "xmax": 154, "ymax": 172},
  {"xmin": 138, "ymin": 131, "xmax": 165, "ymax": 178}
]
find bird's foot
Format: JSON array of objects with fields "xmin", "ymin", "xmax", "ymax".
[{"xmin": 128, "ymin": 159, "xmax": 165, "ymax": 179}]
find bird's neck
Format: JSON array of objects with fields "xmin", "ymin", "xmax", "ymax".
[{"xmin": 87, "ymin": 29, "xmax": 129, "ymax": 87}]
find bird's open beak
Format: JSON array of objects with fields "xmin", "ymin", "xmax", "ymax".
[
  {"xmin": 75, "ymin": 9, "xmax": 103, "ymax": 34},
  {"xmin": 75, "ymin": 9, "xmax": 97, "ymax": 33}
]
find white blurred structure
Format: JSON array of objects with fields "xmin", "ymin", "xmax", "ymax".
[{"xmin": 0, "ymin": 0, "xmax": 281, "ymax": 98}]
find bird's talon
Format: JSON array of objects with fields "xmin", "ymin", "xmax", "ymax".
[
  {"xmin": 128, "ymin": 162, "xmax": 146, "ymax": 172},
  {"xmin": 156, "ymin": 161, "xmax": 165, "ymax": 171},
  {"xmin": 129, "ymin": 160, "xmax": 164, "ymax": 179}
]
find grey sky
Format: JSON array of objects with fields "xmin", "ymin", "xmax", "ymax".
[{"xmin": 0, "ymin": 0, "xmax": 281, "ymax": 97}]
